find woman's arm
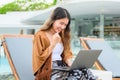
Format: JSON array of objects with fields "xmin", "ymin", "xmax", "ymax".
[
  {"xmin": 62, "ymin": 50, "xmax": 73, "ymax": 67},
  {"xmin": 33, "ymin": 32, "xmax": 61, "ymax": 72},
  {"xmin": 33, "ymin": 34, "xmax": 53, "ymax": 74}
]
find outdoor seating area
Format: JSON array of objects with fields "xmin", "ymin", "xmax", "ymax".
[
  {"xmin": 80, "ymin": 37, "xmax": 120, "ymax": 80},
  {"xmin": 0, "ymin": 34, "xmax": 113, "ymax": 80}
]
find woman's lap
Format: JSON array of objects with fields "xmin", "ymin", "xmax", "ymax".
[{"xmin": 51, "ymin": 60, "xmax": 97, "ymax": 80}]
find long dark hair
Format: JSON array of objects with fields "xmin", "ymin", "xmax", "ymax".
[{"xmin": 40, "ymin": 7, "xmax": 71, "ymax": 52}]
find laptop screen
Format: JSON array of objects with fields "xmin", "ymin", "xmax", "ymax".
[{"xmin": 70, "ymin": 50, "xmax": 102, "ymax": 70}]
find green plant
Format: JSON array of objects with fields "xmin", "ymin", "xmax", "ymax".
[
  {"xmin": 0, "ymin": 2, "xmax": 22, "ymax": 14},
  {"xmin": 0, "ymin": 0, "xmax": 57, "ymax": 14}
]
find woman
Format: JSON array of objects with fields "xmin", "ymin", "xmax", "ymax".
[{"xmin": 32, "ymin": 7, "xmax": 73, "ymax": 80}]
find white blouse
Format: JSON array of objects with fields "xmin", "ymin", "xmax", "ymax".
[{"xmin": 52, "ymin": 43, "xmax": 64, "ymax": 61}]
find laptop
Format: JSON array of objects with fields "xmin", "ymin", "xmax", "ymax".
[{"xmin": 52, "ymin": 50, "xmax": 102, "ymax": 71}]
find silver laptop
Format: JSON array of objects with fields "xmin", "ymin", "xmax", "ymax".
[{"xmin": 52, "ymin": 50, "xmax": 102, "ymax": 71}]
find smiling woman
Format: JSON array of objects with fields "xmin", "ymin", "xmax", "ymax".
[{"xmin": 32, "ymin": 7, "xmax": 73, "ymax": 80}]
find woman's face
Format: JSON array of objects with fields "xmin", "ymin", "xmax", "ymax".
[{"xmin": 52, "ymin": 18, "xmax": 69, "ymax": 33}]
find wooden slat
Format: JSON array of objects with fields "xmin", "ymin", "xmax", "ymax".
[
  {"xmin": 2, "ymin": 38, "xmax": 19, "ymax": 80},
  {"xmin": 3, "ymin": 34, "xmax": 33, "ymax": 38},
  {"xmin": 113, "ymin": 78, "xmax": 120, "ymax": 80}
]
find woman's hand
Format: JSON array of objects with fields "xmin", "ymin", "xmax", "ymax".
[
  {"xmin": 48, "ymin": 33, "xmax": 61, "ymax": 55},
  {"xmin": 66, "ymin": 59, "xmax": 72, "ymax": 67},
  {"xmin": 51, "ymin": 33, "xmax": 61, "ymax": 48}
]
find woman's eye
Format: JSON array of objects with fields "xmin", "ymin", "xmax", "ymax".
[
  {"xmin": 60, "ymin": 22, "xmax": 64, "ymax": 25},
  {"xmin": 60, "ymin": 22, "xmax": 66, "ymax": 26}
]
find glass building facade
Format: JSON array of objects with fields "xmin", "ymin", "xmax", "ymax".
[{"xmin": 70, "ymin": 15, "xmax": 120, "ymax": 55}]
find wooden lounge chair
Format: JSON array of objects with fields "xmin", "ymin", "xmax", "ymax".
[
  {"xmin": 80, "ymin": 37, "xmax": 120, "ymax": 80},
  {"xmin": 1, "ymin": 34, "xmax": 34, "ymax": 80}
]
